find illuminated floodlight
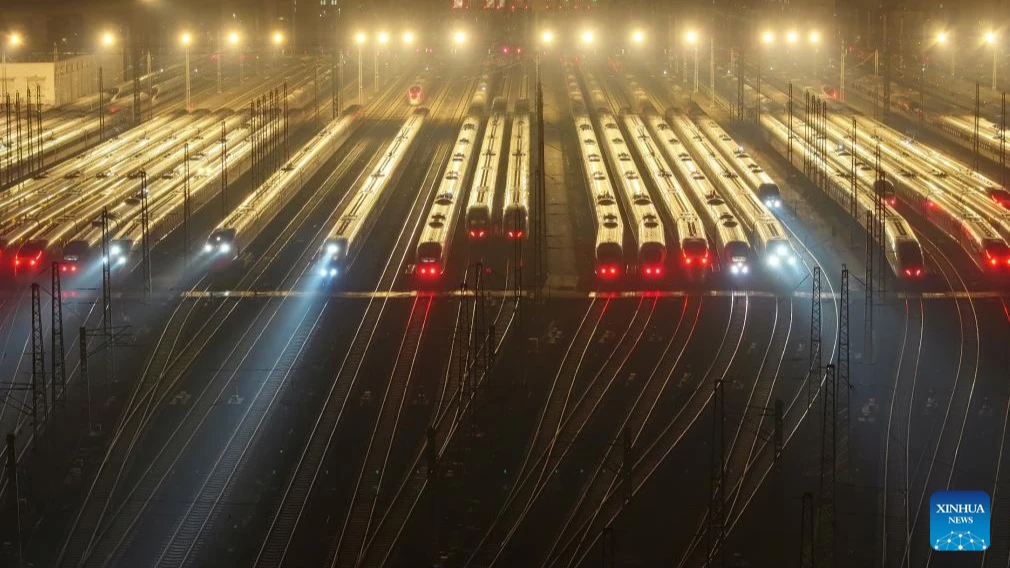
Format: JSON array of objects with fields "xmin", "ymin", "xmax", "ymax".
[
  {"xmin": 272, "ymin": 31, "xmax": 285, "ymax": 45},
  {"xmin": 355, "ymin": 32, "xmax": 367, "ymax": 45},
  {"xmin": 632, "ymin": 30, "xmax": 645, "ymax": 44},
  {"xmin": 582, "ymin": 30, "xmax": 595, "ymax": 45},
  {"xmin": 203, "ymin": 243, "xmax": 213, "ymax": 253},
  {"xmin": 685, "ymin": 30, "xmax": 698, "ymax": 45},
  {"xmin": 453, "ymin": 31, "xmax": 466, "ymax": 45},
  {"xmin": 936, "ymin": 31, "xmax": 948, "ymax": 45},
  {"xmin": 180, "ymin": 32, "xmax": 193, "ymax": 46},
  {"xmin": 786, "ymin": 31, "xmax": 798, "ymax": 44},
  {"xmin": 101, "ymin": 32, "xmax": 116, "ymax": 47},
  {"xmin": 985, "ymin": 31, "xmax": 997, "ymax": 44},
  {"xmin": 809, "ymin": 31, "xmax": 821, "ymax": 44},
  {"xmin": 761, "ymin": 31, "xmax": 774, "ymax": 45},
  {"xmin": 541, "ymin": 30, "xmax": 554, "ymax": 45},
  {"xmin": 378, "ymin": 31, "xmax": 389, "ymax": 44},
  {"xmin": 8, "ymin": 32, "xmax": 23, "ymax": 48},
  {"xmin": 228, "ymin": 31, "xmax": 240, "ymax": 46},
  {"xmin": 403, "ymin": 31, "xmax": 415, "ymax": 45}
]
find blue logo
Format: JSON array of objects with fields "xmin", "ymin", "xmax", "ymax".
[{"xmin": 930, "ymin": 490, "xmax": 990, "ymax": 551}]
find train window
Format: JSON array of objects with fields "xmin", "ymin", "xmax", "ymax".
[
  {"xmin": 625, "ymin": 171, "xmax": 640, "ymax": 180},
  {"xmin": 592, "ymin": 172, "xmax": 606, "ymax": 181},
  {"xmin": 682, "ymin": 239, "xmax": 708, "ymax": 257},
  {"xmin": 618, "ymin": 153, "xmax": 631, "ymax": 161},
  {"xmin": 896, "ymin": 241, "xmax": 923, "ymax": 269},
  {"xmin": 983, "ymin": 239, "xmax": 1010, "ymax": 260},
  {"xmin": 611, "ymin": 138, "xmax": 625, "ymax": 145},
  {"xmin": 597, "ymin": 243, "xmax": 623, "ymax": 263},
  {"xmin": 589, "ymin": 154, "xmax": 601, "ymax": 162},
  {"xmin": 725, "ymin": 241, "xmax": 751, "ymax": 261},
  {"xmin": 579, "ymin": 124, "xmax": 592, "ymax": 131},
  {"xmin": 452, "ymin": 153, "xmax": 465, "ymax": 161},
  {"xmin": 605, "ymin": 123, "xmax": 617, "ymax": 129},
  {"xmin": 445, "ymin": 171, "xmax": 459, "ymax": 180},
  {"xmin": 584, "ymin": 139, "xmax": 596, "ymax": 145}
]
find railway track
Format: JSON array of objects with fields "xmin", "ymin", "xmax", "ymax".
[
  {"xmin": 55, "ymin": 74, "xmax": 409, "ymax": 568},
  {"xmin": 983, "ymin": 298, "xmax": 1010, "ymax": 565},
  {"xmin": 904, "ymin": 232, "xmax": 980, "ymax": 566},
  {"xmin": 879, "ymin": 298, "xmax": 925, "ymax": 567},
  {"xmin": 250, "ymin": 76, "xmax": 475, "ymax": 568}
]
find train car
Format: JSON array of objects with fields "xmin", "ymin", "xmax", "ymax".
[
  {"xmin": 623, "ymin": 114, "xmax": 711, "ymax": 267},
  {"xmin": 204, "ymin": 108, "xmax": 360, "ymax": 264},
  {"xmin": 695, "ymin": 118, "xmax": 783, "ymax": 208},
  {"xmin": 814, "ymin": 115, "xmax": 1010, "ymax": 272},
  {"xmin": 408, "ymin": 79, "xmax": 427, "ymax": 106},
  {"xmin": 416, "ymin": 116, "xmax": 482, "ymax": 278},
  {"xmin": 465, "ymin": 114, "xmax": 505, "ymax": 238},
  {"xmin": 598, "ymin": 111, "xmax": 667, "ymax": 277},
  {"xmin": 502, "ymin": 114, "xmax": 530, "ymax": 239},
  {"xmin": 575, "ymin": 115, "xmax": 625, "ymax": 279},
  {"xmin": 318, "ymin": 109, "xmax": 426, "ymax": 277},
  {"xmin": 760, "ymin": 113, "xmax": 926, "ymax": 279},
  {"xmin": 646, "ymin": 115, "xmax": 751, "ymax": 275},
  {"xmin": 680, "ymin": 115, "xmax": 797, "ymax": 270}
]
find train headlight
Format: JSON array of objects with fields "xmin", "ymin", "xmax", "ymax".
[
  {"xmin": 742, "ymin": 265, "xmax": 749, "ymax": 274},
  {"xmin": 110, "ymin": 245, "xmax": 121, "ymax": 256},
  {"xmin": 773, "ymin": 199, "xmax": 781, "ymax": 207},
  {"xmin": 776, "ymin": 244, "xmax": 788, "ymax": 256},
  {"xmin": 319, "ymin": 268, "xmax": 329, "ymax": 277},
  {"xmin": 219, "ymin": 243, "xmax": 231, "ymax": 254},
  {"xmin": 203, "ymin": 243, "xmax": 213, "ymax": 253},
  {"xmin": 330, "ymin": 268, "xmax": 338, "ymax": 277},
  {"xmin": 767, "ymin": 256, "xmax": 781, "ymax": 268},
  {"xmin": 326, "ymin": 243, "xmax": 339, "ymax": 255},
  {"xmin": 117, "ymin": 257, "xmax": 127, "ymax": 265},
  {"xmin": 730, "ymin": 265, "xmax": 740, "ymax": 275}
]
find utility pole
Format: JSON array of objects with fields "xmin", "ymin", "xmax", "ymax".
[
  {"xmin": 837, "ymin": 266, "xmax": 850, "ymax": 487},
  {"xmin": 98, "ymin": 66, "xmax": 104, "ymax": 143},
  {"xmin": 787, "ymin": 83, "xmax": 794, "ymax": 162},
  {"xmin": 973, "ymin": 82, "xmax": 981, "ymax": 173},
  {"xmin": 817, "ymin": 364, "xmax": 837, "ymax": 567},
  {"xmin": 81, "ymin": 327, "xmax": 92, "ymax": 434},
  {"xmin": 864, "ymin": 209, "xmax": 874, "ymax": 363},
  {"xmin": 31, "ymin": 283, "xmax": 47, "ymax": 438},
  {"xmin": 51, "ymin": 262, "xmax": 66, "ymax": 407},
  {"xmin": 221, "ymin": 120, "xmax": 228, "ymax": 215},
  {"xmin": 100, "ymin": 208, "xmax": 112, "ymax": 350},
  {"xmin": 140, "ymin": 170, "xmax": 151, "ymax": 298},
  {"xmin": 800, "ymin": 492, "xmax": 814, "ymax": 567},
  {"xmin": 809, "ymin": 266, "xmax": 822, "ymax": 405},
  {"xmin": 183, "ymin": 141, "xmax": 191, "ymax": 273},
  {"xmin": 6, "ymin": 433, "xmax": 22, "ymax": 564},
  {"xmin": 839, "ymin": 42, "xmax": 846, "ymax": 102}
]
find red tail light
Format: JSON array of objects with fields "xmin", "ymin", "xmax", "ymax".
[
  {"xmin": 684, "ymin": 257, "xmax": 692, "ymax": 265},
  {"xmin": 886, "ymin": 198, "xmax": 896, "ymax": 206},
  {"xmin": 29, "ymin": 259, "xmax": 35, "ymax": 267},
  {"xmin": 990, "ymin": 258, "xmax": 998, "ymax": 266},
  {"xmin": 71, "ymin": 265, "xmax": 78, "ymax": 272},
  {"xmin": 700, "ymin": 256, "xmax": 709, "ymax": 265},
  {"xmin": 916, "ymin": 268, "xmax": 922, "ymax": 276},
  {"xmin": 14, "ymin": 259, "xmax": 20, "ymax": 266}
]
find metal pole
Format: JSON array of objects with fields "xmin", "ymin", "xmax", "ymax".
[
  {"xmin": 709, "ymin": 37, "xmax": 715, "ymax": 108},
  {"xmin": 220, "ymin": 120, "xmax": 228, "ymax": 215},
  {"xmin": 839, "ymin": 42, "xmax": 846, "ymax": 102},
  {"xmin": 80, "ymin": 327, "xmax": 91, "ymax": 434},
  {"xmin": 374, "ymin": 47, "xmax": 379, "ymax": 93},
  {"xmin": 185, "ymin": 45, "xmax": 191, "ymax": 111},
  {"xmin": 6, "ymin": 433, "xmax": 22, "ymax": 565},
  {"xmin": 184, "ymin": 142, "xmax": 190, "ymax": 272},
  {"xmin": 51, "ymin": 261, "xmax": 66, "ymax": 407},
  {"xmin": 98, "ymin": 66, "xmax": 104, "ymax": 142},
  {"xmin": 994, "ymin": 48, "xmax": 998, "ymax": 91},
  {"xmin": 217, "ymin": 47, "xmax": 222, "ymax": 94},
  {"xmin": 692, "ymin": 45, "xmax": 698, "ymax": 93},
  {"xmin": 140, "ymin": 170, "xmax": 151, "ymax": 297},
  {"xmin": 358, "ymin": 45, "xmax": 363, "ymax": 104}
]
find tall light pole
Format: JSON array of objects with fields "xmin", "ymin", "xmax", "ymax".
[
  {"xmin": 809, "ymin": 31, "xmax": 821, "ymax": 78},
  {"xmin": 227, "ymin": 31, "xmax": 242, "ymax": 85},
  {"xmin": 180, "ymin": 32, "xmax": 193, "ymax": 111},
  {"xmin": 759, "ymin": 31, "xmax": 774, "ymax": 122},
  {"xmin": 453, "ymin": 30, "xmax": 466, "ymax": 56},
  {"xmin": 355, "ymin": 32, "xmax": 366, "ymax": 104},
  {"xmin": 98, "ymin": 32, "xmax": 116, "ymax": 142},
  {"xmin": 686, "ymin": 31, "xmax": 699, "ymax": 93},
  {"xmin": 986, "ymin": 31, "xmax": 999, "ymax": 90},
  {"xmin": 3, "ymin": 32, "xmax": 23, "ymax": 109},
  {"xmin": 376, "ymin": 32, "xmax": 388, "ymax": 93},
  {"xmin": 272, "ymin": 31, "xmax": 285, "ymax": 74},
  {"xmin": 936, "ymin": 31, "xmax": 953, "ymax": 77}
]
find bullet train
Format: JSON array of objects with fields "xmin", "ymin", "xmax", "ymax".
[
  {"xmin": 624, "ymin": 114, "xmax": 711, "ymax": 267},
  {"xmin": 465, "ymin": 113, "xmax": 504, "ymax": 239},
  {"xmin": 502, "ymin": 113, "xmax": 530, "ymax": 239},
  {"xmin": 416, "ymin": 116, "xmax": 482, "ymax": 277},
  {"xmin": 598, "ymin": 111, "xmax": 667, "ymax": 277},
  {"xmin": 575, "ymin": 115, "xmax": 624, "ymax": 278},
  {"xmin": 318, "ymin": 109, "xmax": 426, "ymax": 277},
  {"xmin": 647, "ymin": 116, "xmax": 751, "ymax": 275}
]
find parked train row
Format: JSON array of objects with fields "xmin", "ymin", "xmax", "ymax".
[{"xmin": 206, "ymin": 106, "xmax": 363, "ymax": 267}]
